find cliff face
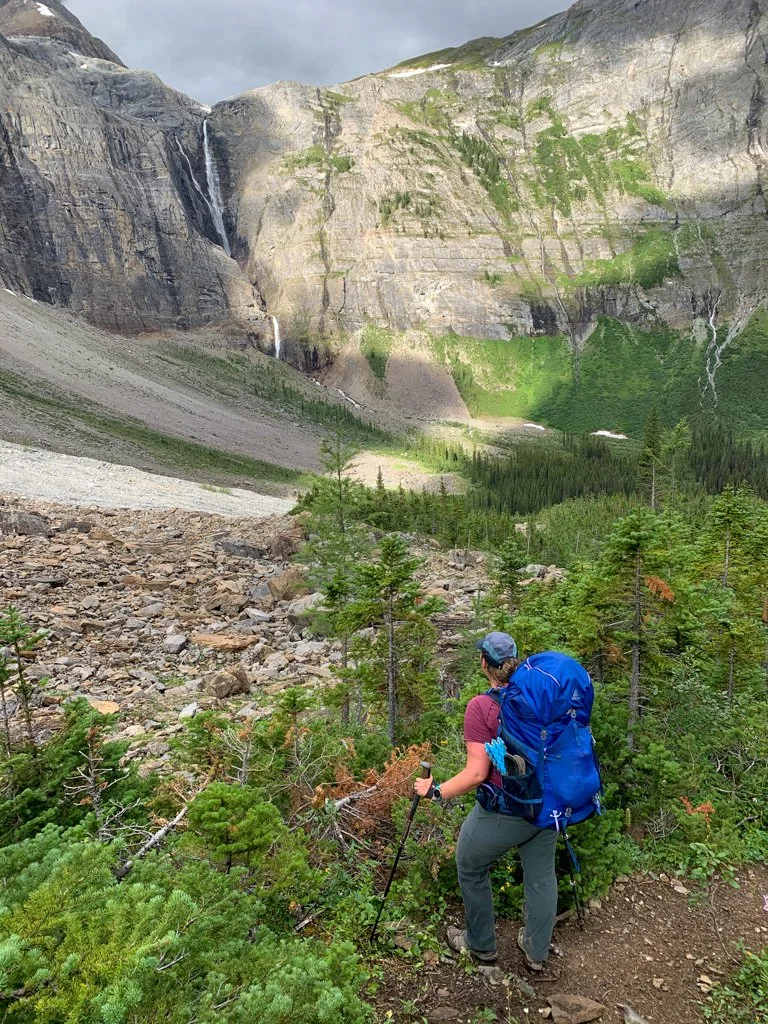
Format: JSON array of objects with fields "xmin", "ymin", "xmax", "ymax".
[
  {"xmin": 215, "ymin": 0, "xmax": 768, "ymax": 347},
  {"xmin": 0, "ymin": 2, "xmax": 267, "ymax": 336},
  {"xmin": 0, "ymin": 0, "xmax": 766, "ymax": 354}
]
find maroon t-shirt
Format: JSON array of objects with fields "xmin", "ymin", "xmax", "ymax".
[{"xmin": 464, "ymin": 693, "xmax": 502, "ymax": 788}]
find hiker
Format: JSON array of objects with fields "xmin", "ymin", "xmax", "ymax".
[{"xmin": 414, "ymin": 632, "xmax": 558, "ymax": 971}]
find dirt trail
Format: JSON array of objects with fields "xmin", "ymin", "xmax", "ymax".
[
  {"xmin": 377, "ymin": 866, "xmax": 768, "ymax": 1023},
  {"xmin": 0, "ymin": 441, "xmax": 294, "ymax": 517}
]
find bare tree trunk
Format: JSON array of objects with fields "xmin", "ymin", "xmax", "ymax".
[
  {"xmin": 727, "ymin": 645, "xmax": 735, "ymax": 705},
  {"xmin": 723, "ymin": 532, "xmax": 731, "ymax": 587},
  {"xmin": 386, "ymin": 594, "xmax": 397, "ymax": 745},
  {"xmin": 115, "ymin": 803, "xmax": 190, "ymax": 880},
  {"xmin": 628, "ymin": 549, "xmax": 643, "ymax": 751},
  {"xmin": 341, "ymin": 637, "xmax": 350, "ymax": 726},
  {"xmin": 0, "ymin": 679, "xmax": 12, "ymax": 758}
]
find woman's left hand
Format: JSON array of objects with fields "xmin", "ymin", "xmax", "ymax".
[{"xmin": 414, "ymin": 775, "xmax": 434, "ymax": 798}]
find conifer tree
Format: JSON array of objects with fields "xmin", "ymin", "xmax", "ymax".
[
  {"xmin": 342, "ymin": 535, "xmax": 443, "ymax": 743},
  {"xmin": 302, "ymin": 423, "xmax": 371, "ymax": 722},
  {"xmin": 639, "ymin": 407, "xmax": 662, "ymax": 510}
]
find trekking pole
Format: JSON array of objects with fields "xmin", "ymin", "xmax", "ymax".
[
  {"xmin": 370, "ymin": 760, "xmax": 432, "ymax": 942},
  {"xmin": 560, "ymin": 822, "xmax": 586, "ymax": 930}
]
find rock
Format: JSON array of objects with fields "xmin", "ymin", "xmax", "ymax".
[
  {"xmin": 249, "ymin": 582, "xmax": 273, "ymax": 601},
  {"xmin": 618, "ymin": 1008, "xmax": 649, "ymax": 1024},
  {"xmin": 267, "ymin": 567, "xmax": 308, "ymax": 603},
  {"xmin": 142, "ymin": 602, "xmax": 165, "ymax": 619},
  {"xmin": 244, "ymin": 608, "xmax": 272, "ymax": 622},
  {"xmin": 216, "ymin": 538, "xmax": 260, "ymax": 559},
  {"xmin": 447, "ymin": 550, "xmax": 467, "ymax": 570},
  {"xmin": 86, "ymin": 698, "xmax": 120, "ymax": 715},
  {"xmin": 267, "ymin": 528, "xmax": 304, "ymax": 560},
  {"xmin": 292, "ymin": 639, "xmax": 327, "ymax": 659},
  {"xmin": 179, "ymin": 702, "xmax": 198, "ymax": 721},
  {"xmin": 191, "ymin": 633, "xmax": 258, "ymax": 653},
  {"xmin": 204, "ymin": 666, "xmax": 250, "ymax": 698},
  {"xmin": 80, "ymin": 595, "xmax": 100, "ymax": 610},
  {"xmin": 429, "ymin": 1009, "xmax": 461, "ymax": 1021},
  {"xmin": 547, "ymin": 995, "xmax": 606, "ymax": 1024},
  {"xmin": 122, "ymin": 725, "xmax": 145, "ymax": 738},
  {"xmin": 286, "ymin": 592, "xmax": 324, "ymax": 621},
  {"xmin": 206, "ymin": 593, "xmax": 248, "ymax": 616},
  {"xmin": 0, "ymin": 510, "xmax": 51, "ymax": 537},
  {"xmin": 164, "ymin": 634, "xmax": 189, "ymax": 654},
  {"xmin": 262, "ymin": 653, "xmax": 289, "ymax": 674}
]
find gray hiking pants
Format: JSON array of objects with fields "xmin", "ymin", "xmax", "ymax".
[{"xmin": 455, "ymin": 802, "xmax": 557, "ymax": 961}]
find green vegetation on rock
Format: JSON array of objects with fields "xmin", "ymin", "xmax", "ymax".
[
  {"xmin": 568, "ymin": 228, "xmax": 681, "ymax": 291},
  {"xmin": 360, "ymin": 324, "xmax": 394, "ymax": 383}
]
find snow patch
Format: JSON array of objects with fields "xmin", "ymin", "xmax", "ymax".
[
  {"xmin": 198, "ymin": 105, "xmax": 213, "ymax": 114},
  {"xmin": 4, "ymin": 288, "xmax": 17, "ymax": 297},
  {"xmin": 592, "ymin": 430, "xmax": 628, "ymax": 441},
  {"xmin": 523, "ymin": 423, "xmax": 546, "ymax": 432},
  {"xmin": 388, "ymin": 63, "xmax": 451, "ymax": 79},
  {"xmin": 37, "ymin": 3, "xmax": 56, "ymax": 17}
]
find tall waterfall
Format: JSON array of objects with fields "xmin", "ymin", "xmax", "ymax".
[
  {"xmin": 202, "ymin": 120, "xmax": 231, "ymax": 257},
  {"xmin": 271, "ymin": 316, "xmax": 282, "ymax": 360}
]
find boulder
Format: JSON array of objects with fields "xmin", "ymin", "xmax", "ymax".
[
  {"xmin": 248, "ymin": 581, "xmax": 273, "ymax": 604},
  {"xmin": 179, "ymin": 702, "xmax": 198, "ymax": 721},
  {"xmin": 206, "ymin": 593, "xmax": 248, "ymax": 616},
  {"xmin": 204, "ymin": 666, "xmax": 250, "ymax": 699},
  {"xmin": 267, "ymin": 527, "xmax": 304, "ymax": 560},
  {"xmin": 86, "ymin": 698, "xmax": 120, "ymax": 715},
  {"xmin": 0, "ymin": 510, "xmax": 51, "ymax": 537},
  {"xmin": 164, "ymin": 634, "xmax": 188, "ymax": 654},
  {"xmin": 287, "ymin": 592, "xmax": 324, "ymax": 622},
  {"xmin": 547, "ymin": 995, "xmax": 606, "ymax": 1024},
  {"xmin": 268, "ymin": 566, "xmax": 308, "ymax": 602},
  {"xmin": 216, "ymin": 538, "xmax": 261, "ymax": 559}
]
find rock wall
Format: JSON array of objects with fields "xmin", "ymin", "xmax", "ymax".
[
  {"xmin": 215, "ymin": 0, "xmax": 768, "ymax": 344},
  {"xmin": 0, "ymin": 0, "xmax": 766, "ymax": 351},
  {"xmin": 0, "ymin": 5, "xmax": 268, "ymax": 337}
]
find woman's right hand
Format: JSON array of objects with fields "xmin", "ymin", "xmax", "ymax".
[{"xmin": 414, "ymin": 774, "xmax": 434, "ymax": 798}]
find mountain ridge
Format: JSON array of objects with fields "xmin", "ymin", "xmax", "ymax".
[{"xmin": 1, "ymin": 0, "xmax": 767, "ymax": 436}]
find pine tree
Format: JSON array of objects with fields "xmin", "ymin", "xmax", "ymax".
[
  {"xmin": 302, "ymin": 423, "xmax": 371, "ymax": 722},
  {"xmin": 639, "ymin": 407, "xmax": 662, "ymax": 510},
  {"xmin": 341, "ymin": 535, "xmax": 443, "ymax": 743}
]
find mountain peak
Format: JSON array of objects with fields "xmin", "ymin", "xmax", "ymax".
[{"xmin": 0, "ymin": 0, "xmax": 123, "ymax": 63}]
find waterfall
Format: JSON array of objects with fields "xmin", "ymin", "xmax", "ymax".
[
  {"xmin": 202, "ymin": 120, "xmax": 231, "ymax": 256},
  {"xmin": 271, "ymin": 316, "xmax": 282, "ymax": 360}
]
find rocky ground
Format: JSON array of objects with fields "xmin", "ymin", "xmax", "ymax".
[{"xmin": 0, "ymin": 493, "xmax": 488, "ymax": 771}]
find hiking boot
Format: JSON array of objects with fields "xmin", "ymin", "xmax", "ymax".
[
  {"xmin": 446, "ymin": 926, "xmax": 498, "ymax": 964},
  {"xmin": 517, "ymin": 927, "xmax": 545, "ymax": 972}
]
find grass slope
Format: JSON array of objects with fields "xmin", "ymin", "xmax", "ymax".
[{"xmin": 433, "ymin": 315, "xmax": 768, "ymax": 438}]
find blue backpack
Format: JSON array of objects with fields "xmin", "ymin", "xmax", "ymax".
[{"xmin": 480, "ymin": 651, "xmax": 602, "ymax": 831}]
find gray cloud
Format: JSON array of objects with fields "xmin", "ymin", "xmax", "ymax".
[{"xmin": 66, "ymin": 0, "xmax": 569, "ymax": 104}]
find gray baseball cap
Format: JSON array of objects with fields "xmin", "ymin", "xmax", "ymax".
[{"xmin": 475, "ymin": 632, "xmax": 518, "ymax": 667}]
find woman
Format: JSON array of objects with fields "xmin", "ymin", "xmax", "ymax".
[{"xmin": 414, "ymin": 631, "xmax": 558, "ymax": 971}]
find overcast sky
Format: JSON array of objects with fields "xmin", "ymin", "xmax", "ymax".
[{"xmin": 66, "ymin": 0, "xmax": 569, "ymax": 105}]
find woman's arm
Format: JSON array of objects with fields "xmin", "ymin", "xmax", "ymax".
[{"xmin": 414, "ymin": 742, "xmax": 491, "ymax": 800}]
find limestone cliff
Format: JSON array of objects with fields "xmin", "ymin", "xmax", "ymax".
[
  {"xmin": 0, "ymin": 0, "xmax": 767, "ymax": 361},
  {"xmin": 215, "ymin": 0, "xmax": 768, "ymax": 349},
  {"xmin": 0, "ymin": 1, "xmax": 268, "ymax": 336}
]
